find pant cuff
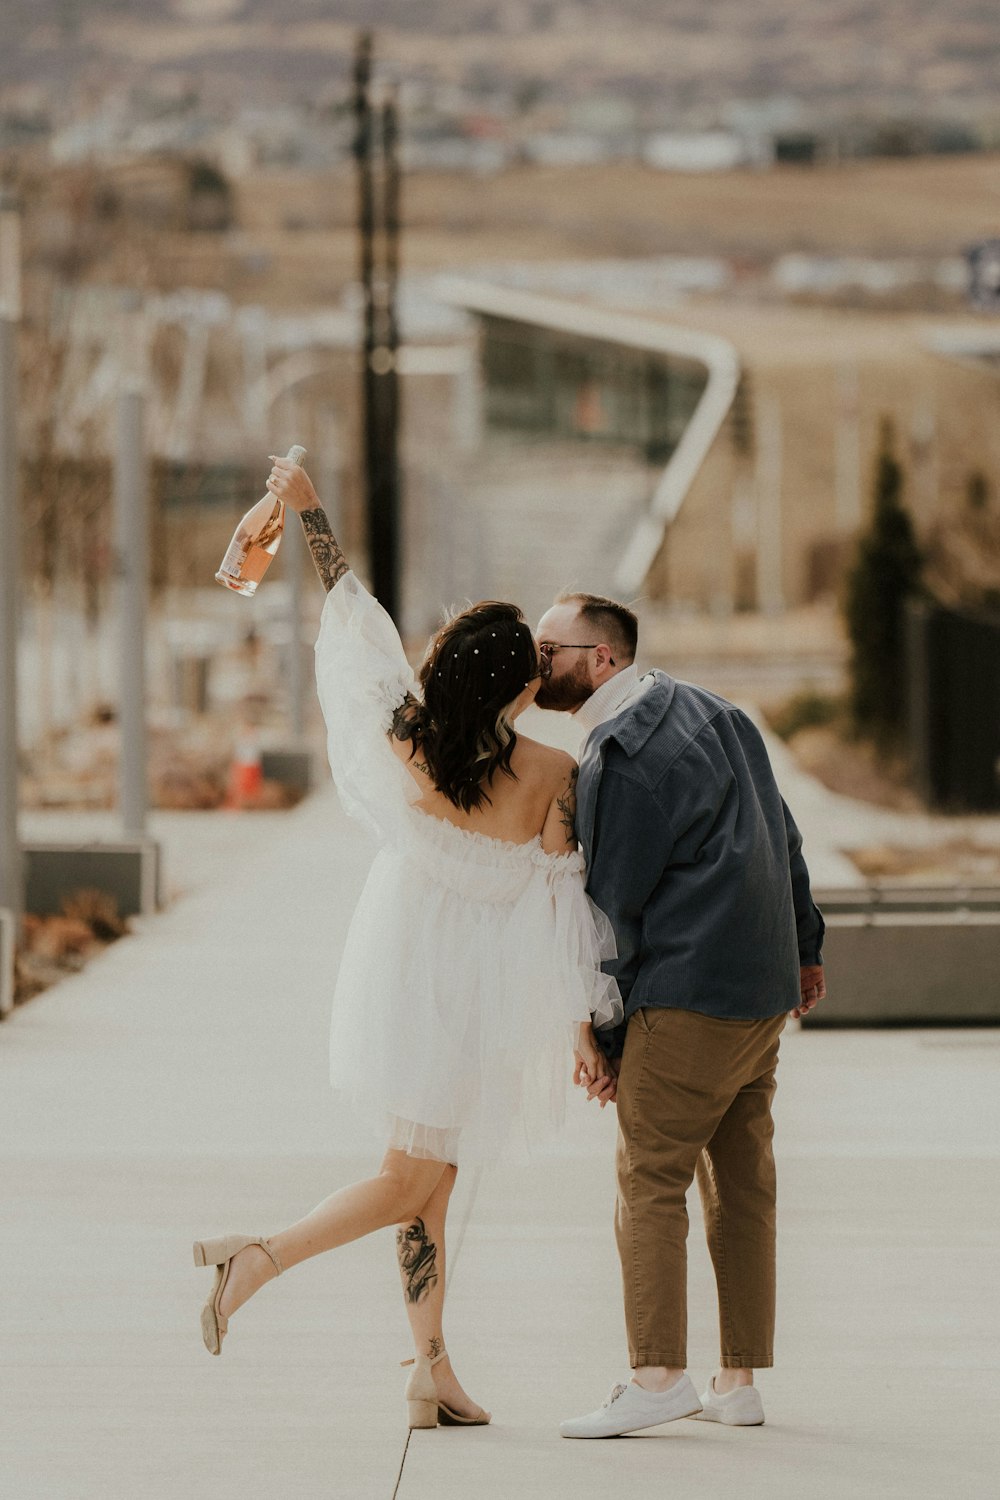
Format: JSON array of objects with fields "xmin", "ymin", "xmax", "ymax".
[
  {"xmin": 631, "ymin": 1352, "xmax": 687, "ymax": 1369},
  {"xmin": 720, "ymin": 1355, "xmax": 773, "ymax": 1369}
]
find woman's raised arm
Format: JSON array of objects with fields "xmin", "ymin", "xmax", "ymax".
[{"xmin": 266, "ymin": 455, "xmax": 350, "ymax": 594}]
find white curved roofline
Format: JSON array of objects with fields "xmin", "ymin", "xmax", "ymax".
[{"xmin": 434, "ymin": 277, "xmax": 741, "ymax": 596}]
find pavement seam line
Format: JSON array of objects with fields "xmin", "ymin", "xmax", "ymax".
[{"xmin": 391, "ymin": 1427, "xmax": 412, "ymax": 1499}]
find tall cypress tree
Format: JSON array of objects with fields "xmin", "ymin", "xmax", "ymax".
[{"xmin": 844, "ymin": 420, "xmax": 924, "ymax": 746}]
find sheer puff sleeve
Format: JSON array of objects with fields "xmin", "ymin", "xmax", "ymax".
[
  {"xmin": 537, "ymin": 849, "xmax": 624, "ymax": 1035},
  {"xmin": 314, "ymin": 571, "xmax": 421, "ymax": 843}
]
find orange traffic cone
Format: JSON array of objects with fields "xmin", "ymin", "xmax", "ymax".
[{"xmin": 227, "ymin": 726, "xmax": 263, "ymax": 809}]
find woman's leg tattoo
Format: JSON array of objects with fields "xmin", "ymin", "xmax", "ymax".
[
  {"xmin": 397, "ymin": 1167, "xmax": 456, "ymax": 1360},
  {"xmin": 396, "ymin": 1217, "xmax": 439, "ymax": 1305}
]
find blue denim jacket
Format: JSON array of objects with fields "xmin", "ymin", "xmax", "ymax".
[{"xmin": 577, "ymin": 671, "xmax": 825, "ymax": 1058}]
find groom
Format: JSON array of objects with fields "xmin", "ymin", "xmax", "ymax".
[{"xmin": 534, "ymin": 591, "xmax": 825, "ymax": 1437}]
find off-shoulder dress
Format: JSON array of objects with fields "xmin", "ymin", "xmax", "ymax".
[{"xmin": 314, "ymin": 572, "xmax": 623, "ymax": 1165}]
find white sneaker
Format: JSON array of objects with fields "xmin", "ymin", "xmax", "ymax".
[
  {"xmin": 692, "ymin": 1377, "xmax": 765, "ymax": 1426},
  {"xmin": 559, "ymin": 1374, "xmax": 702, "ymax": 1438}
]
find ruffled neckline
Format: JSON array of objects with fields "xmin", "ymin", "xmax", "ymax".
[{"xmin": 407, "ymin": 808, "xmax": 584, "ymax": 871}]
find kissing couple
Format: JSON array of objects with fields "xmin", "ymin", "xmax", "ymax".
[{"xmin": 193, "ymin": 456, "xmax": 826, "ymax": 1436}]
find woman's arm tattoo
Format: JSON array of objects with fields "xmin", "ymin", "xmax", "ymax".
[
  {"xmin": 556, "ymin": 766, "xmax": 579, "ymax": 840},
  {"xmin": 299, "ymin": 506, "xmax": 350, "ymax": 592}
]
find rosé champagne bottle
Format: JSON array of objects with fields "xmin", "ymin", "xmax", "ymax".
[{"xmin": 215, "ymin": 444, "xmax": 307, "ymax": 596}]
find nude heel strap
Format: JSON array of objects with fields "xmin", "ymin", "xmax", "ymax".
[
  {"xmin": 401, "ymin": 1352, "xmax": 445, "ymax": 1400},
  {"xmin": 192, "ymin": 1234, "xmax": 283, "ymax": 1357},
  {"xmin": 193, "ymin": 1234, "xmax": 283, "ymax": 1276},
  {"xmin": 437, "ymin": 1400, "xmax": 491, "ymax": 1427}
]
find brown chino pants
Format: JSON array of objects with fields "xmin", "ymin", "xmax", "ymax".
[{"xmin": 615, "ymin": 1005, "xmax": 786, "ymax": 1370}]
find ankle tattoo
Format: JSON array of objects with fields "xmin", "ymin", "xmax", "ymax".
[
  {"xmin": 428, "ymin": 1336, "xmax": 443, "ymax": 1359},
  {"xmin": 396, "ymin": 1217, "xmax": 439, "ymax": 1305}
]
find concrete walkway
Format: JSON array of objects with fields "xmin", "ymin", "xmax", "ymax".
[{"xmin": 2, "ymin": 772, "xmax": 998, "ymax": 1498}]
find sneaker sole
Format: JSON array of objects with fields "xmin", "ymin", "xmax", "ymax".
[
  {"xmin": 562, "ymin": 1405, "xmax": 704, "ymax": 1438},
  {"xmin": 691, "ymin": 1409, "xmax": 765, "ymax": 1426}
]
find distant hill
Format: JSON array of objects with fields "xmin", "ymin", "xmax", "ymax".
[{"xmin": 2, "ymin": 1, "xmax": 1000, "ymax": 119}]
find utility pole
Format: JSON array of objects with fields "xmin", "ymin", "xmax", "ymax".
[
  {"xmin": 353, "ymin": 30, "xmax": 402, "ymax": 620},
  {"xmin": 0, "ymin": 192, "xmax": 22, "ymax": 920},
  {"xmin": 114, "ymin": 385, "xmax": 149, "ymax": 839}
]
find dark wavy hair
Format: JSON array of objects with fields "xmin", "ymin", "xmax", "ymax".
[{"xmin": 391, "ymin": 601, "xmax": 539, "ymax": 812}]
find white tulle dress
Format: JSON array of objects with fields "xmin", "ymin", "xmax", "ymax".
[{"xmin": 314, "ymin": 571, "xmax": 623, "ymax": 1166}]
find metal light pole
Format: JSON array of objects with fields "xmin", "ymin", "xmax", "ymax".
[
  {"xmin": 114, "ymin": 385, "xmax": 149, "ymax": 838},
  {"xmin": 353, "ymin": 30, "xmax": 402, "ymax": 620},
  {"xmin": 378, "ymin": 87, "xmax": 402, "ymax": 610},
  {"xmin": 0, "ymin": 193, "xmax": 22, "ymax": 920}
]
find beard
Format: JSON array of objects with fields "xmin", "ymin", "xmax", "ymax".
[{"xmin": 534, "ymin": 658, "xmax": 593, "ymax": 712}]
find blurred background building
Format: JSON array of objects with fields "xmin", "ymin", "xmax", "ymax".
[{"xmin": 2, "ymin": 0, "xmax": 999, "ymax": 836}]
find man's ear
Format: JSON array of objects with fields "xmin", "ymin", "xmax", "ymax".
[{"xmin": 593, "ymin": 644, "xmax": 616, "ymax": 676}]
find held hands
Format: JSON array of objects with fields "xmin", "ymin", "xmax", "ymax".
[
  {"xmin": 573, "ymin": 1023, "xmax": 619, "ymax": 1109},
  {"xmin": 792, "ymin": 963, "xmax": 826, "ymax": 1019},
  {"xmin": 266, "ymin": 455, "xmax": 321, "ymax": 515}
]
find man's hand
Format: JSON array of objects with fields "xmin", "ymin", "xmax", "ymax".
[{"xmin": 792, "ymin": 964, "xmax": 826, "ymax": 1019}]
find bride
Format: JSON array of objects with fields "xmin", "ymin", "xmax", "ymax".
[{"xmin": 193, "ymin": 455, "xmax": 622, "ymax": 1428}]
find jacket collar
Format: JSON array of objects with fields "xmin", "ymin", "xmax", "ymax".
[
  {"xmin": 575, "ymin": 670, "xmax": 675, "ymax": 861},
  {"xmin": 585, "ymin": 669, "xmax": 675, "ymax": 759}
]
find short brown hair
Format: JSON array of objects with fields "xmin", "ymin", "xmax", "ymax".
[{"xmin": 556, "ymin": 591, "xmax": 638, "ymax": 664}]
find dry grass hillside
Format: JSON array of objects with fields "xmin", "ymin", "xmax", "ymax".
[
  {"xmin": 400, "ymin": 155, "xmax": 1000, "ymax": 260},
  {"xmin": 33, "ymin": 150, "xmax": 998, "ymax": 311},
  {"xmin": 200, "ymin": 153, "xmax": 1000, "ymax": 306}
]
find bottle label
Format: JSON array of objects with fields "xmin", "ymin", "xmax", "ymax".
[{"xmin": 218, "ymin": 529, "xmax": 251, "ymax": 579}]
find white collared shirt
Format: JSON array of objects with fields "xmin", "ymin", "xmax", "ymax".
[{"xmin": 573, "ymin": 663, "xmax": 654, "ymax": 742}]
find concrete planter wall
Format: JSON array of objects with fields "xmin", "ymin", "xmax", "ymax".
[
  {"xmin": 23, "ymin": 840, "xmax": 161, "ymax": 920},
  {"xmin": 804, "ymin": 886, "xmax": 1000, "ymax": 1026}
]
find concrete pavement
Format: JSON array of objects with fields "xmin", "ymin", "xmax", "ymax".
[{"xmin": 2, "ymin": 772, "xmax": 998, "ymax": 1498}]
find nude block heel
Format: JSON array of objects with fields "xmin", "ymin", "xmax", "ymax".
[
  {"xmin": 192, "ymin": 1233, "xmax": 283, "ymax": 1355},
  {"xmin": 407, "ymin": 1396, "xmax": 440, "ymax": 1429},
  {"xmin": 402, "ymin": 1352, "xmax": 442, "ymax": 1429},
  {"xmin": 401, "ymin": 1349, "xmax": 491, "ymax": 1429}
]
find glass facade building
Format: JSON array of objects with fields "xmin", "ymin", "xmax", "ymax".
[{"xmin": 480, "ymin": 314, "xmax": 708, "ymax": 465}]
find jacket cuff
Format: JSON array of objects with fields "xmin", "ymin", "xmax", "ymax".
[
  {"xmin": 594, "ymin": 1020, "xmax": 628, "ymax": 1060},
  {"xmin": 798, "ymin": 906, "xmax": 825, "ymax": 966}
]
